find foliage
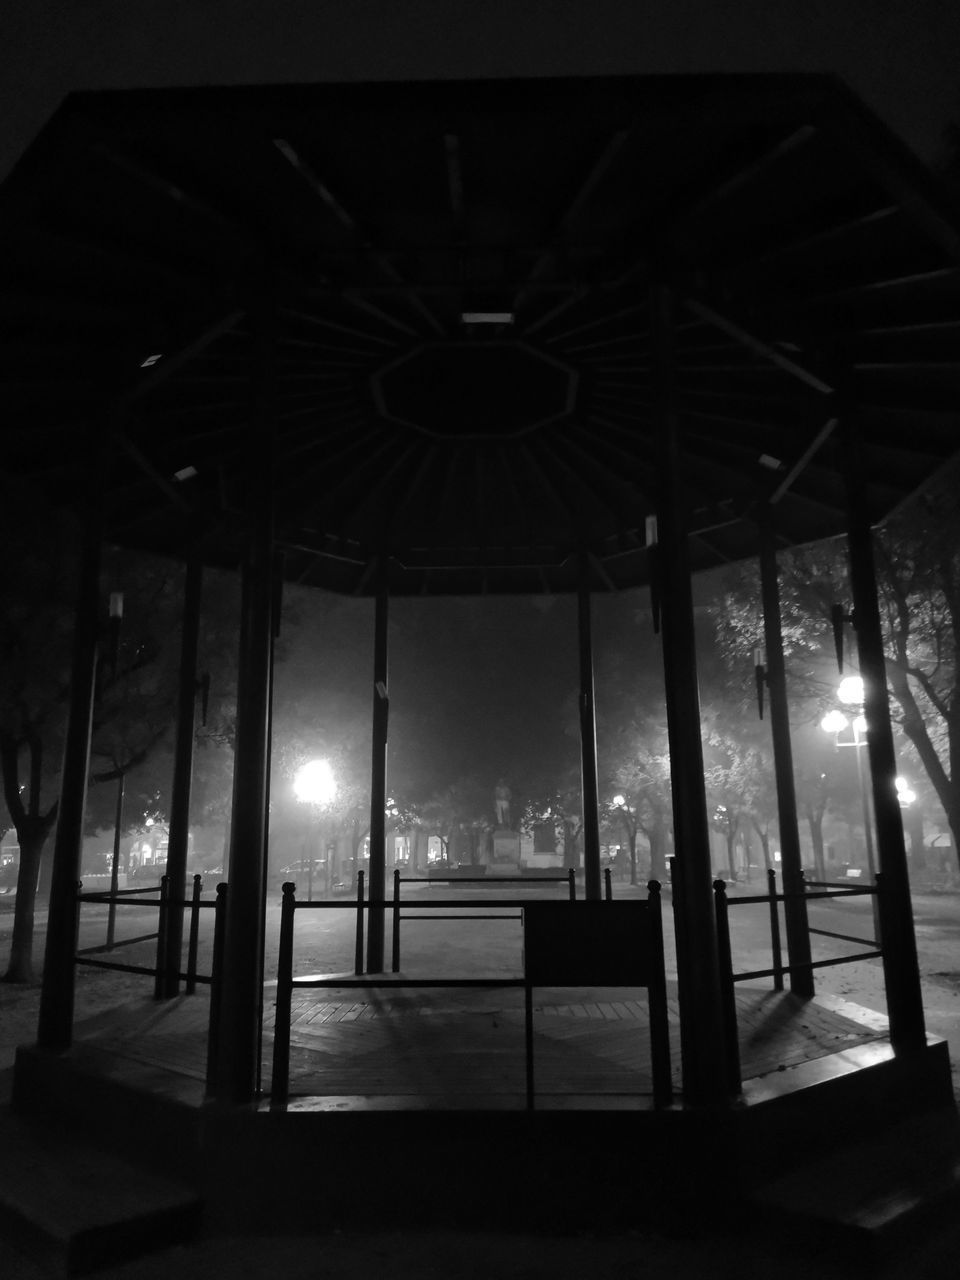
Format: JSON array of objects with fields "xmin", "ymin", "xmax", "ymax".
[{"xmin": 715, "ymin": 466, "xmax": 960, "ymax": 868}]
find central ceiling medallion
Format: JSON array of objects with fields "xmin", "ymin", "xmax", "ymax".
[{"xmin": 372, "ymin": 341, "xmax": 577, "ymax": 439}]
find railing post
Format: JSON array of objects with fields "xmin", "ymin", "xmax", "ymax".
[
  {"xmin": 568, "ymin": 868, "xmax": 576, "ymax": 901},
  {"xmin": 713, "ymin": 879, "xmax": 742, "ymax": 1096},
  {"xmin": 307, "ymin": 856, "xmax": 314, "ymax": 903},
  {"xmin": 154, "ymin": 875, "xmax": 170, "ymax": 1001},
  {"xmin": 354, "ymin": 870, "xmax": 365, "ymax": 976},
  {"xmin": 271, "ymin": 882, "xmax": 296, "ymax": 1108},
  {"xmin": 74, "ymin": 882, "xmax": 83, "ymax": 958},
  {"xmin": 205, "ymin": 883, "xmax": 228, "ymax": 1098},
  {"xmin": 186, "ymin": 874, "xmax": 202, "ymax": 995},
  {"xmin": 604, "ymin": 867, "xmax": 612, "ymax": 901},
  {"xmin": 647, "ymin": 880, "xmax": 673, "ymax": 1106},
  {"xmin": 767, "ymin": 868, "xmax": 784, "ymax": 992},
  {"xmin": 106, "ymin": 773, "xmax": 124, "ymax": 952},
  {"xmin": 392, "ymin": 868, "xmax": 401, "ymax": 973},
  {"xmin": 875, "ymin": 871, "xmax": 890, "ymax": 955}
]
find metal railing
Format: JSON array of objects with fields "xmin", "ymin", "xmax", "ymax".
[
  {"xmin": 75, "ymin": 873, "xmax": 226, "ymax": 995},
  {"xmin": 270, "ymin": 879, "xmax": 668, "ymax": 1110},
  {"xmin": 389, "ymin": 868, "xmax": 577, "ymax": 972},
  {"xmin": 75, "ymin": 873, "xmax": 229, "ymax": 1094},
  {"xmin": 713, "ymin": 870, "xmax": 884, "ymax": 1092}
]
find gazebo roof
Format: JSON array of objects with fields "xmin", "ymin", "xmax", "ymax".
[{"xmin": 1, "ymin": 73, "xmax": 959, "ymax": 594}]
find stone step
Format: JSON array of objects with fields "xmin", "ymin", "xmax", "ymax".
[
  {"xmin": 748, "ymin": 1106, "xmax": 960, "ymax": 1258},
  {"xmin": 0, "ymin": 1107, "xmax": 201, "ymax": 1275}
]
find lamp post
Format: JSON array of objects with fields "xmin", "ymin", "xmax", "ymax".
[
  {"xmin": 293, "ymin": 759, "xmax": 338, "ymax": 901},
  {"xmin": 821, "ymin": 676, "xmax": 880, "ymax": 936},
  {"xmin": 611, "ymin": 794, "xmax": 638, "ymax": 885}
]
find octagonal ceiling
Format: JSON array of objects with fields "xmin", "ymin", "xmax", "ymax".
[
  {"xmin": 372, "ymin": 341, "xmax": 577, "ymax": 438},
  {"xmin": 0, "ymin": 74, "xmax": 958, "ymax": 594}
]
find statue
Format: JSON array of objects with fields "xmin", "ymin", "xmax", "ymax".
[{"xmin": 494, "ymin": 779, "xmax": 512, "ymax": 828}]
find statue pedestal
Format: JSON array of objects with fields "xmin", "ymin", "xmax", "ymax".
[{"xmin": 492, "ymin": 828, "xmax": 521, "ymax": 865}]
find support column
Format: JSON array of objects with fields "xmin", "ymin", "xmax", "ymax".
[
  {"xmin": 213, "ymin": 305, "xmax": 275, "ymax": 1105},
  {"xmin": 653, "ymin": 284, "xmax": 729, "ymax": 1105},
  {"xmin": 160, "ymin": 550, "xmax": 203, "ymax": 998},
  {"xmin": 366, "ymin": 583, "xmax": 389, "ymax": 973},
  {"xmin": 758, "ymin": 513, "xmax": 813, "ymax": 997},
  {"xmin": 578, "ymin": 555, "xmax": 602, "ymax": 901},
  {"xmin": 840, "ymin": 416, "xmax": 926, "ymax": 1052},
  {"xmin": 37, "ymin": 462, "xmax": 103, "ymax": 1050}
]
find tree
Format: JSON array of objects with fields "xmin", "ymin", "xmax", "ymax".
[
  {"xmin": 715, "ymin": 469, "xmax": 960, "ymax": 874},
  {"xmin": 703, "ymin": 716, "xmax": 777, "ymax": 883},
  {"xmin": 0, "ymin": 479, "xmax": 235, "ymax": 982}
]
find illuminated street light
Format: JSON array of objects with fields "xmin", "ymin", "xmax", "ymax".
[
  {"xmin": 896, "ymin": 777, "xmax": 916, "ymax": 808},
  {"xmin": 293, "ymin": 760, "xmax": 338, "ymax": 901},
  {"xmin": 837, "ymin": 675, "xmax": 865, "ymax": 706},
  {"xmin": 293, "ymin": 758, "xmax": 337, "ymax": 807},
  {"xmin": 612, "ymin": 794, "xmax": 626, "ymax": 808},
  {"xmin": 820, "ymin": 710, "xmax": 848, "ymax": 735},
  {"xmin": 822, "ymin": 682, "xmax": 878, "ymax": 932}
]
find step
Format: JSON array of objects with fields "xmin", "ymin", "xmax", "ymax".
[
  {"xmin": 0, "ymin": 1108, "xmax": 201, "ymax": 1275},
  {"xmin": 748, "ymin": 1106, "xmax": 960, "ymax": 1255}
]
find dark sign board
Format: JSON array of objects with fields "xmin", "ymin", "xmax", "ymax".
[{"xmin": 523, "ymin": 901, "xmax": 652, "ymax": 987}]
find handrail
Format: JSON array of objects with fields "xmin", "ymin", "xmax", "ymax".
[
  {"xmin": 713, "ymin": 873, "xmax": 888, "ymax": 1093},
  {"xmin": 74, "ymin": 874, "xmax": 221, "ymax": 993},
  {"xmin": 271, "ymin": 882, "xmax": 670, "ymax": 1110},
  {"xmin": 399, "ymin": 872, "xmax": 574, "ymax": 885},
  {"xmin": 390, "ymin": 868, "xmax": 578, "ymax": 972}
]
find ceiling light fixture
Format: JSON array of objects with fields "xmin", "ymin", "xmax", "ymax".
[{"xmin": 460, "ymin": 312, "xmax": 514, "ymax": 325}]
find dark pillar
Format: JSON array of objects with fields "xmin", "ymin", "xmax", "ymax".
[
  {"xmin": 213, "ymin": 312, "xmax": 275, "ymax": 1105},
  {"xmin": 37, "ymin": 467, "xmax": 103, "ymax": 1050},
  {"xmin": 160, "ymin": 551, "xmax": 203, "ymax": 998},
  {"xmin": 758, "ymin": 514, "xmax": 814, "ymax": 997},
  {"xmin": 653, "ymin": 284, "xmax": 729, "ymax": 1105},
  {"xmin": 840, "ymin": 416, "xmax": 926, "ymax": 1052},
  {"xmin": 578, "ymin": 556, "xmax": 602, "ymax": 900},
  {"xmin": 366, "ymin": 583, "xmax": 389, "ymax": 973},
  {"xmin": 106, "ymin": 773, "xmax": 125, "ymax": 950}
]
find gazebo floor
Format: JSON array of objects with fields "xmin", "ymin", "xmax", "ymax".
[
  {"xmin": 10, "ymin": 980, "xmax": 958, "ymax": 1239},
  {"xmin": 51, "ymin": 978, "xmax": 894, "ymax": 1110}
]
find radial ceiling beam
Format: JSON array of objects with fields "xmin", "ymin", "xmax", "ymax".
[
  {"xmin": 674, "ymin": 125, "xmax": 818, "ymax": 232},
  {"xmin": 681, "ymin": 294, "xmax": 834, "ymax": 394},
  {"xmin": 822, "ymin": 92, "xmax": 960, "ymax": 266},
  {"xmin": 115, "ymin": 308, "xmax": 246, "ymax": 409},
  {"xmin": 273, "ymin": 137, "xmax": 445, "ymax": 336},
  {"xmin": 110, "ymin": 419, "xmax": 191, "ymax": 511},
  {"xmin": 768, "ymin": 417, "xmax": 839, "ymax": 505},
  {"xmin": 514, "ymin": 129, "xmax": 632, "ymax": 312}
]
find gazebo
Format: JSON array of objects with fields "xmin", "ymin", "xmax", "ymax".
[{"xmin": 4, "ymin": 73, "xmax": 960, "ymax": 1239}]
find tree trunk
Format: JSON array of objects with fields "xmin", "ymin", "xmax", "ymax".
[
  {"xmin": 725, "ymin": 832, "xmax": 737, "ymax": 882},
  {"xmin": 562, "ymin": 820, "xmax": 579, "ymax": 871},
  {"xmin": 648, "ymin": 818, "xmax": 667, "ymax": 882},
  {"xmin": 752, "ymin": 820, "xmax": 772, "ymax": 874},
  {"xmin": 627, "ymin": 829, "xmax": 637, "ymax": 885},
  {"xmin": 3, "ymin": 826, "xmax": 49, "ymax": 984},
  {"xmin": 805, "ymin": 805, "xmax": 826, "ymax": 881},
  {"xmin": 903, "ymin": 806, "xmax": 925, "ymax": 871}
]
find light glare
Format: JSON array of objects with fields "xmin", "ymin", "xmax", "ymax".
[
  {"xmin": 293, "ymin": 758, "xmax": 337, "ymax": 806},
  {"xmin": 838, "ymin": 675, "xmax": 865, "ymax": 706}
]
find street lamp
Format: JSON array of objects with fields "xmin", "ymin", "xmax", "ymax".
[
  {"xmin": 896, "ymin": 777, "xmax": 916, "ymax": 808},
  {"xmin": 293, "ymin": 759, "xmax": 337, "ymax": 807},
  {"xmin": 293, "ymin": 759, "xmax": 338, "ymax": 899},
  {"xmin": 611, "ymin": 794, "xmax": 638, "ymax": 885},
  {"xmin": 820, "ymin": 699, "xmax": 876, "ymax": 884}
]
